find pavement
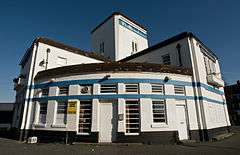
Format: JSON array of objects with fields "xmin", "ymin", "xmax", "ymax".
[{"xmin": 0, "ymin": 133, "xmax": 240, "ymax": 155}]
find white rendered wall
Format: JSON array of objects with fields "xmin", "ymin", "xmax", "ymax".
[
  {"xmin": 91, "ymin": 16, "xmax": 115, "ymax": 60},
  {"xmin": 31, "ymin": 72, "xmax": 199, "ymax": 133},
  {"xmin": 127, "ymin": 38, "xmax": 191, "ymax": 67},
  {"xmin": 14, "ymin": 42, "xmax": 103, "ymax": 130},
  {"xmin": 189, "ymin": 38, "xmax": 230, "ymax": 129},
  {"xmin": 126, "ymin": 36, "xmax": 230, "ymax": 130},
  {"xmin": 91, "ymin": 14, "xmax": 148, "ymax": 61},
  {"xmin": 114, "ymin": 15, "xmax": 148, "ymax": 61}
]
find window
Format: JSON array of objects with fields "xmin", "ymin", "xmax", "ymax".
[
  {"xmin": 78, "ymin": 101, "xmax": 92, "ymax": 134},
  {"xmin": 100, "ymin": 84, "xmax": 117, "ymax": 93},
  {"xmin": 56, "ymin": 101, "xmax": 67, "ymax": 124},
  {"xmin": 125, "ymin": 100, "xmax": 140, "ymax": 134},
  {"xmin": 80, "ymin": 85, "xmax": 92, "ymax": 95},
  {"xmin": 59, "ymin": 86, "xmax": 68, "ymax": 96},
  {"xmin": 162, "ymin": 54, "xmax": 171, "ymax": 65},
  {"xmin": 174, "ymin": 86, "xmax": 185, "ymax": 95},
  {"xmin": 135, "ymin": 43, "xmax": 138, "ymax": 52},
  {"xmin": 131, "ymin": 41, "xmax": 138, "ymax": 54},
  {"xmin": 100, "ymin": 42, "xmax": 104, "ymax": 54},
  {"xmin": 39, "ymin": 102, "xmax": 47, "ymax": 124},
  {"xmin": 125, "ymin": 84, "xmax": 138, "ymax": 93},
  {"xmin": 132, "ymin": 41, "xmax": 135, "ymax": 52},
  {"xmin": 151, "ymin": 83, "xmax": 164, "ymax": 93},
  {"xmin": 57, "ymin": 56, "xmax": 67, "ymax": 67},
  {"xmin": 204, "ymin": 56, "xmax": 216, "ymax": 75},
  {"xmin": 41, "ymin": 88, "xmax": 49, "ymax": 97},
  {"xmin": 152, "ymin": 100, "xmax": 167, "ymax": 123}
]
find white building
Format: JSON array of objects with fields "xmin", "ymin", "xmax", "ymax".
[
  {"xmin": 91, "ymin": 12, "xmax": 148, "ymax": 61},
  {"xmin": 12, "ymin": 12, "xmax": 230, "ymax": 144}
]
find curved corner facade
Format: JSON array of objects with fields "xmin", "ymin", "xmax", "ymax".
[{"xmin": 12, "ymin": 13, "xmax": 231, "ymax": 144}]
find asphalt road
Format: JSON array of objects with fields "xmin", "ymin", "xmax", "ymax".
[{"xmin": 0, "ymin": 134, "xmax": 240, "ymax": 155}]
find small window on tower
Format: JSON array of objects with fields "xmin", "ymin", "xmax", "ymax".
[
  {"xmin": 100, "ymin": 42, "xmax": 104, "ymax": 54},
  {"xmin": 131, "ymin": 41, "xmax": 138, "ymax": 54},
  {"xmin": 132, "ymin": 41, "xmax": 135, "ymax": 53},
  {"xmin": 135, "ymin": 43, "xmax": 138, "ymax": 52}
]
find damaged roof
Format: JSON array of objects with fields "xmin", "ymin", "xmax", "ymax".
[{"xmin": 35, "ymin": 62, "xmax": 192, "ymax": 80}]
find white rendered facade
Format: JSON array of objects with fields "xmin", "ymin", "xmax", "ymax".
[
  {"xmin": 13, "ymin": 13, "xmax": 230, "ymax": 143},
  {"xmin": 12, "ymin": 39, "xmax": 103, "ymax": 139},
  {"xmin": 123, "ymin": 34, "xmax": 230, "ymax": 131},
  {"xmin": 91, "ymin": 12, "xmax": 148, "ymax": 61}
]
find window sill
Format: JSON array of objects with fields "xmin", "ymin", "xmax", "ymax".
[
  {"xmin": 34, "ymin": 123, "xmax": 46, "ymax": 128},
  {"xmin": 51, "ymin": 124, "xmax": 66, "ymax": 128},
  {"xmin": 77, "ymin": 133, "xmax": 90, "ymax": 135},
  {"xmin": 125, "ymin": 133, "xmax": 139, "ymax": 136},
  {"xmin": 151, "ymin": 123, "xmax": 168, "ymax": 128}
]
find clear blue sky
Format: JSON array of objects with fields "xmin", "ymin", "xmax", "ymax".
[{"xmin": 0, "ymin": 0, "xmax": 239, "ymax": 102}]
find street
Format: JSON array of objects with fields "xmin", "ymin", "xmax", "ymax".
[{"xmin": 0, "ymin": 133, "xmax": 240, "ymax": 155}]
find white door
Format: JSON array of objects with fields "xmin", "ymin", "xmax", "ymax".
[
  {"xmin": 176, "ymin": 104, "xmax": 188, "ymax": 140},
  {"xmin": 99, "ymin": 102, "xmax": 117, "ymax": 142}
]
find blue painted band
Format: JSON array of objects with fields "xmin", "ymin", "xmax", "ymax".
[
  {"xmin": 32, "ymin": 94, "xmax": 224, "ymax": 105},
  {"xmin": 32, "ymin": 78, "xmax": 224, "ymax": 95},
  {"xmin": 33, "ymin": 78, "xmax": 192, "ymax": 89},
  {"xmin": 119, "ymin": 19, "xmax": 147, "ymax": 38}
]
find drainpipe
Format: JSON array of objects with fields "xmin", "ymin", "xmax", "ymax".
[
  {"xmin": 188, "ymin": 37, "xmax": 207, "ymax": 141},
  {"xmin": 20, "ymin": 42, "xmax": 39, "ymax": 141},
  {"xmin": 176, "ymin": 44, "xmax": 183, "ymax": 67},
  {"xmin": 45, "ymin": 48, "xmax": 50, "ymax": 70}
]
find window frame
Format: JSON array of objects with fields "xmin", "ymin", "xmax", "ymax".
[
  {"xmin": 57, "ymin": 56, "xmax": 67, "ymax": 67},
  {"xmin": 78, "ymin": 100, "xmax": 92, "ymax": 135},
  {"xmin": 174, "ymin": 85, "xmax": 185, "ymax": 95},
  {"xmin": 55, "ymin": 100, "xmax": 67, "ymax": 125},
  {"xmin": 58, "ymin": 86, "xmax": 69, "ymax": 96},
  {"xmin": 151, "ymin": 83, "xmax": 164, "ymax": 94},
  {"xmin": 162, "ymin": 54, "xmax": 171, "ymax": 65},
  {"xmin": 152, "ymin": 100, "xmax": 167, "ymax": 124},
  {"xmin": 38, "ymin": 101, "xmax": 47, "ymax": 125},
  {"xmin": 41, "ymin": 88, "xmax": 49, "ymax": 97},
  {"xmin": 125, "ymin": 100, "xmax": 140, "ymax": 135},
  {"xmin": 125, "ymin": 83, "xmax": 139, "ymax": 93},
  {"xmin": 100, "ymin": 42, "xmax": 104, "ymax": 54},
  {"xmin": 100, "ymin": 84, "xmax": 117, "ymax": 94}
]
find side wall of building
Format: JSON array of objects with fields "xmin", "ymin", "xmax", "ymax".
[
  {"xmin": 125, "ymin": 37, "xmax": 230, "ymax": 133},
  {"xmin": 91, "ymin": 16, "xmax": 115, "ymax": 60},
  {"xmin": 114, "ymin": 15, "xmax": 148, "ymax": 61},
  {"xmin": 13, "ymin": 42, "xmax": 103, "ymax": 138}
]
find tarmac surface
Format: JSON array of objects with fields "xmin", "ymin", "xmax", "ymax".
[{"xmin": 0, "ymin": 133, "xmax": 240, "ymax": 155}]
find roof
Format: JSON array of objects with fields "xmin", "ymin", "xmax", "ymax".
[
  {"xmin": 0, "ymin": 103, "xmax": 14, "ymax": 111},
  {"xmin": 120, "ymin": 32, "xmax": 218, "ymax": 62},
  {"xmin": 91, "ymin": 12, "xmax": 147, "ymax": 34},
  {"xmin": 20, "ymin": 37, "xmax": 110, "ymax": 66},
  {"xmin": 35, "ymin": 62, "xmax": 192, "ymax": 80}
]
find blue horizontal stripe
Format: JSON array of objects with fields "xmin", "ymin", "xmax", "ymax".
[
  {"xmin": 198, "ymin": 82, "xmax": 224, "ymax": 95},
  {"xmin": 32, "ymin": 94, "xmax": 224, "ymax": 105},
  {"xmin": 119, "ymin": 19, "xmax": 147, "ymax": 38},
  {"xmin": 33, "ymin": 78, "xmax": 193, "ymax": 89},
  {"xmin": 32, "ymin": 78, "xmax": 224, "ymax": 96}
]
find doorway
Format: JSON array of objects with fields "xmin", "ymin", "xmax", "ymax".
[
  {"xmin": 176, "ymin": 101, "xmax": 188, "ymax": 140},
  {"xmin": 99, "ymin": 101, "xmax": 118, "ymax": 143}
]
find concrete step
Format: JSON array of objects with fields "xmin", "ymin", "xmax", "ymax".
[{"xmin": 212, "ymin": 133, "xmax": 234, "ymax": 141}]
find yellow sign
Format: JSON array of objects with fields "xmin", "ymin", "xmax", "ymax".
[{"xmin": 67, "ymin": 101, "xmax": 77, "ymax": 114}]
